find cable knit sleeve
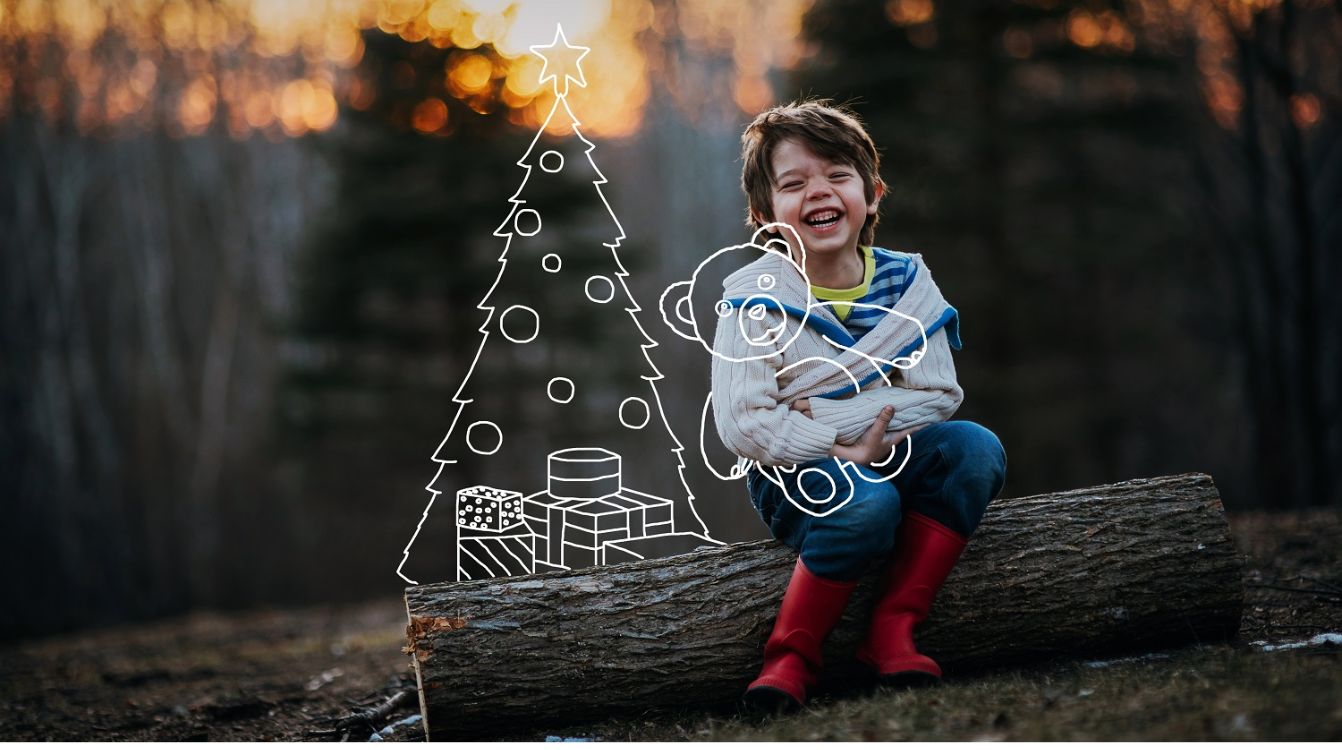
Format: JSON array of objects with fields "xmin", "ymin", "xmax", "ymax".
[
  {"xmin": 709, "ymin": 313, "xmax": 838, "ymax": 466},
  {"xmin": 806, "ymin": 326, "xmax": 963, "ymax": 444}
]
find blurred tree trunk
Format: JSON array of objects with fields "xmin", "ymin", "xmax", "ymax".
[
  {"xmin": 0, "ymin": 107, "xmax": 327, "ymax": 636},
  {"xmin": 1192, "ymin": 0, "xmax": 1341, "ymax": 508}
]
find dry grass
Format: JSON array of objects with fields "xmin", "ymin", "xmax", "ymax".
[{"xmin": 562, "ymin": 642, "xmax": 1340, "ymax": 741}]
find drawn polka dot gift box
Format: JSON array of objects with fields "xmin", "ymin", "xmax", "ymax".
[{"xmin": 455, "ymin": 485, "xmax": 525, "ymax": 533}]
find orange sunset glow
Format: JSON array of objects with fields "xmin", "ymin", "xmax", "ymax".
[
  {"xmin": 0, "ymin": 0, "xmax": 815, "ymax": 139},
  {"xmin": 0, "ymin": 0, "xmax": 1320, "ymax": 140}
]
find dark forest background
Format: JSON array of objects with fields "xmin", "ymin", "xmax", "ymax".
[{"xmin": 2, "ymin": 0, "xmax": 1338, "ymax": 641}]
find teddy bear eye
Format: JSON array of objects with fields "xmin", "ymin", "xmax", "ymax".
[
  {"xmin": 715, "ymin": 300, "xmax": 734, "ymax": 318},
  {"xmin": 757, "ymin": 273, "xmax": 776, "ymax": 290}
]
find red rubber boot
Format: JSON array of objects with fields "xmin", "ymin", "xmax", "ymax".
[
  {"xmin": 856, "ymin": 512, "xmax": 968, "ymax": 687},
  {"xmin": 743, "ymin": 558, "xmax": 857, "ymax": 714}
]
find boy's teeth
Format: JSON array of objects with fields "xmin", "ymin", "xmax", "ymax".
[{"xmin": 806, "ymin": 211, "xmax": 839, "ymax": 227}]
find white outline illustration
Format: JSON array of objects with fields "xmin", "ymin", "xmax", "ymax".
[
  {"xmin": 513, "ymin": 208, "xmax": 542, "ymax": 236},
  {"xmin": 539, "ymin": 150, "xmax": 565, "ymax": 173},
  {"xmin": 396, "ymin": 24, "xmax": 720, "ymax": 586},
  {"xmin": 530, "ymin": 25, "xmax": 588, "ymax": 98},
  {"xmin": 547, "ymin": 376, "xmax": 575, "ymax": 404},
  {"xmin": 661, "ymin": 222, "xmax": 931, "ymax": 518},
  {"xmin": 658, "ymin": 227, "xmax": 813, "ymax": 365},
  {"xmin": 498, "ymin": 304, "xmax": 540, "ymax": 344},
  {"xmin": 448, "ymin": 446, "xmax": 719, "ymax": 581},
  {"xmin": 465, "ymin": 420, "xmax": 502, "ymax": 456},
  {"xmin": 542, "ymin": 253, "xmax": 562, "ymax": 273},
  {"xmin": 585, "ymin": 274, "xmax": 616, "ymax": 303},
  {"xmin": 619, "ymin": 396, "xmax": 651, "ymax": 429}
]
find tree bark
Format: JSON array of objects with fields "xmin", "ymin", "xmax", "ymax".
[{"xmin": 404, "ymin": 473, "xmax": 1243, "ymax": 739}]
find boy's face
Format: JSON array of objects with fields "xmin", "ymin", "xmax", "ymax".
[{"xmin": 756, "ymin": 137, "xmax": 880, "ymax": 264}]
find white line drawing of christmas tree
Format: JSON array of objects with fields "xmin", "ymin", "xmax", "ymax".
[{"xmin": 397, "ymin": 24, "xmax": 719, "ymax": 586}]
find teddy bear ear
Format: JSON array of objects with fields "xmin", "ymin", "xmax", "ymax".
[
  {"xmin": 658, "ymin": 280, "xmax": 699, "ymax": 342},
  {"xmin": 752, "ymin": 221, "xmax": 806, "ymax": 265}
]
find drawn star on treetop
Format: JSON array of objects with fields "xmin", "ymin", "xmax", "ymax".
[{"xmin": 529, "ymin": 24, "xmax": 590, "ymax": 98}]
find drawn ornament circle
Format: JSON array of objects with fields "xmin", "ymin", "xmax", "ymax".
[
  {"xmin": 542, "ymin": 253, "xmax": 562, "ymax": 273},
  {"xmin": 586, "ymin": 275, "xmax": 616, "ymax": 303},
  {"xmin": 620, "ymin": 396, "xmax": 650, "ymax": 429},
  {"xmin": 513, "ymin": 208, "xmax": 542, "ymax": 237},
  {"xmin": 466, "ymin": 420, "xmax": 503, "ymax": 455},
  {"xmin": 539, "ymin": 150, "xmax": 565, "ymax": 173},
  {"xmin": 499, "ymin": 305, "xmax": 539, "ymax": 343},
  {"xmin": 797, "ymin": 466, "xmax": 837, "ymax": 504},
  {"xmin": 548, "ymin": 377, "xmax": 575, "ymax": 404}
]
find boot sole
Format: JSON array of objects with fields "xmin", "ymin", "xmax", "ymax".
[
  {"xmin": 741, "ymin": 686, "xmax": 802, "ymax": 719},
  {"xmin": 877, "ymin": 670, "xmax": 941, "ymax": 690}
]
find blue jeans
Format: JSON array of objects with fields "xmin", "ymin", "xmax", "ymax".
[{"xmin": 746, "ymin": 420, "xmax": 1006, "ymax": 581}]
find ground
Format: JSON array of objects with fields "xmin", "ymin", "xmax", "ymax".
[{"xmin": 1, "ymin": 510, "xmax": 1339, "ymax": 741}]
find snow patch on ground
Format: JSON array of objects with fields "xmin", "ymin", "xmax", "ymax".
[
  {"xmin": 1082, "ymin": 652, "xmax": 1173, "ymax": 669},
  {"xmin": 1250, "ymin": 632, "xmax": 1342, "ymax": 652},
  {"xmin": 369, "ymin": 714, "xmax": 421, "ymax": 741}
]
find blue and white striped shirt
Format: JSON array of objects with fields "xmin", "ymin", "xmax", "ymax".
[{"xmin": 809, "ymin": 246, "xmax": 916, "ymax": 339}]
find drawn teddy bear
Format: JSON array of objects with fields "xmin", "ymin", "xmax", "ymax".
[{"xmin": 660, "ymin": 223, "xmax": 927, "ymax": 518}]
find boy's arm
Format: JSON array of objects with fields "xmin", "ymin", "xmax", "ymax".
[
  {"xmin": 806, "ymin": 326, "xmax": 963, "ymax": 444},
  {"xmin": 710, "ymin": 315, "xmax": 839, "ymax": 467}
]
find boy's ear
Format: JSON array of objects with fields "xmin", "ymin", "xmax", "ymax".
[{"xmin": 867, "ymin": 181, "xmax": 884, "ymax": 214}]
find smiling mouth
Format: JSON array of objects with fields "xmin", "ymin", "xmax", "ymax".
[{"xmin": 804, "ymin": 209, "xmax": 841, "ymax": 230}]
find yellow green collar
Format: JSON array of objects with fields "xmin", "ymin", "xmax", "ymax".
[{"xmin": 809, "ymin": 246, "xmax": 874, "ymax": 321}]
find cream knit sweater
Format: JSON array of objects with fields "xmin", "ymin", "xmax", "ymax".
[{"xmin": 710, "ymin": 249, "xmax": 963, "ymax": 467}]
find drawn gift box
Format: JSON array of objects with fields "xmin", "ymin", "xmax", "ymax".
[
  {"xmin": 455, "ymin": 485, "xmax": 526, "ymax": 534},
  {"xmin": 453, "ymin": 485, "xmax": 531, "ymax": 581},
  {"xmin": 522, "ymin": 447, "xmax": 680, "ymax": 570},
  {"xmin": 524, "ymin": 494, "xmax": 628, "ymax": 569},
  {"xmin": 456, "ymin": 531, "xmax": 534, "ymax": 580}
]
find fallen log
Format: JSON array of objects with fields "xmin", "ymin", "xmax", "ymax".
[{"xmin": 404, "ymin": 473, "xmax": 1243, "ymax": 739}]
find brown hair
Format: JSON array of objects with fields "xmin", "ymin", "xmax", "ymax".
[{"xmin": 740, "ymin": 100, "xmax": 887, "ymax": 247}]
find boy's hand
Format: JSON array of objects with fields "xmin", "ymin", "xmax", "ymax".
[
  {"xmin": 789, "ymin": 398, "xmax": 813, "ymax": 419},
  {"xmin": 829, "ymin": 406, "xmax": 899, "ymax": 466}
]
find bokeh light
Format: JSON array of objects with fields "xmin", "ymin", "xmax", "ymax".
[
  {"xmin": 0, "ymin": 0, "xmax": 815, "ymax": 140},
  {"xmin": 411, "ymin": 95, "xmax": 449, "ymax": 132},
  {"xmin": 0, "ymin": 0, "xmax": 1303, "ymax": 141}
]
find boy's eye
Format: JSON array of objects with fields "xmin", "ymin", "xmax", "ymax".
[
  {"xmin": 780, "ymin": 181, "xmax": 802, "ymax": 190},
  {"xmin": 830, "ymin": 172, "xmax": 850, "ymax": 180}
]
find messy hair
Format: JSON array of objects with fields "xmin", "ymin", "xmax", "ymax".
[{"xmin": 740, "ymin": 100, "xmax": 887, "ymax": 248}]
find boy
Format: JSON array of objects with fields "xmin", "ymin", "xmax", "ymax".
[{"xmin": 711, "ymin": 101, "xmax": 1007, "ymax": 713}]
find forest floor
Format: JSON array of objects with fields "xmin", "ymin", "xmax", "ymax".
[{"xmin": 2, "ymin": 510, "xmax": 1340, "ymax": 741}]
